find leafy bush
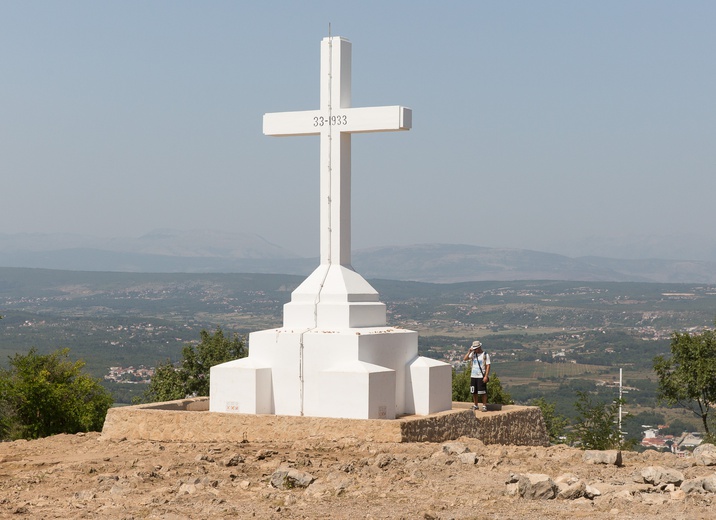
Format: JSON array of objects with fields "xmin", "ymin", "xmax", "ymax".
[
  {"xmin": 530, "ymin": 397, "xmax": 568, "ymax": 444},
  {"xmin": 569, "ymin": 391, "xmax": 635, "ymax": 450},
  {"xmin": 142, "ymin": 327, "xmax": 246, "ymax": 402},
  {"xmin": 452, "ymin": 365, "xmax": 471, "ymax": 402},
  {"xmin": 0, "ymin": 348, "xmax": 113, "ymax": 440},
  {"xmin": 654, "ymin": 328, "xmax": 716, "ymax": 437}
]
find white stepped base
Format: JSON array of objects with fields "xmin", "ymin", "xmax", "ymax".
[{"xmin": 209, "ymin": 326, "xmax": 452, "ymax": 420}]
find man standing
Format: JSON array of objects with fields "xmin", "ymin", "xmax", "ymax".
[{"xmin": 463, "ymin": 340, "xmax": 491, "ymax": 412}]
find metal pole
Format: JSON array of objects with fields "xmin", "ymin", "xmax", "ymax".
[{"xmin": 619, "ymin": 368, "xmax": 623, "ymax": 442}]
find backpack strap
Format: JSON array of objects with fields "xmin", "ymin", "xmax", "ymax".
[{"xmin": 474, "ymin": 352, "xmax": 486, "ymax": 377}]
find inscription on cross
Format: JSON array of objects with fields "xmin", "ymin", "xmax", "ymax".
[{"xmin": 263, "ymin": 36, "xmax": 411, "ymax": 267}]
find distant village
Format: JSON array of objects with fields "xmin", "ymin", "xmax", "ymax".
[
  {"xmin": 104, "ymin": 365, "xmax": 154, "ymax": 384},
  {"xmin": 641, "ymin": 428, "xmax": 703, "ymax": 456}
]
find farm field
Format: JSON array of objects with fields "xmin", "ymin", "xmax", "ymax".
[{"xmin": 497, "ymin": 360, "xmax": 610, "ymax": 385}]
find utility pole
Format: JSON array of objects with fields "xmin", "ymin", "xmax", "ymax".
[{"xmin": 618, "ymin": 367, "xmax": 629, "ymax": 443}]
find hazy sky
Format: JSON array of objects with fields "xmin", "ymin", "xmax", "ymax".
[{"xmin": 2, "ymin": 1, "xmax": 714, "ymax": 260}]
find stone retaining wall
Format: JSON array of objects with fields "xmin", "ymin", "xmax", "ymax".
[{"xmin": 102, "ymin": 399, "xmax": 548, "ymax": 446}]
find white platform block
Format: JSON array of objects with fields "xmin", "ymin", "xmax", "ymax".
[
  {"xmin": 406, "ymin": 356, "xmax": 453, "ymax": 416},
  {"xmin": 284, "ymin": 300, "xmax": 387, "ymax": 329},
  {"xmin": 209, "ymin": 358, "xmax": 272, "ymax": 414},
  {"xmin": 318, "ymin": 360, "xmax": 396, "ymax": 419},
  {"xmin": 284, "ymin": 264, "xmax": 387, "ymax": 329},
  {"xmin": 208, "ymin": 325, "xmax": 450, "ymax": 420}
]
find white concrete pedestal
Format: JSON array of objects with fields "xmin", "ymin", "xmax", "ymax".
[{"xmin": 210, "ymin": 321, "xmax": 452, "ymax": 419}]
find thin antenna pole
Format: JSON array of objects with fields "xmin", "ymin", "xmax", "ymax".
[{"xmin": 619, "ymin": 368, "xmax": 623, "ymax": 443}]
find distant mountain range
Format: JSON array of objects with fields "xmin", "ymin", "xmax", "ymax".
[
  {"xmin": 354, "ymin": 245, "xmax": 716, "ymax": 283},
  {"xmin": 1, "ymin": 230, "xmax": 715, "ymax": 284}
]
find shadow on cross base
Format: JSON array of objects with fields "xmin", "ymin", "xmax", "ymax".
[{"xmin": 101, "ymin": 399, "xmax": 549, "ymax": 446}]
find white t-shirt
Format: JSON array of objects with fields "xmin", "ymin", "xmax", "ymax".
[{"xmin": 470, "ymin": 351, "xmax": 491, "ymax": 379}]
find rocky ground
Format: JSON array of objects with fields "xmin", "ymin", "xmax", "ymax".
[{"xmin": 1, "ymin": 432, "xmax": 715, "ymax": 519}]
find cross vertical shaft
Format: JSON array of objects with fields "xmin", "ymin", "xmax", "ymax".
[{"xmin": 321, "ymin": 37, "xmax": 352, "ymax": 266}]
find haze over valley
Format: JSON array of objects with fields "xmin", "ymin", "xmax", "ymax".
[{"xmin": 2, "ymin": 229, "xmax": 716, "ymax": 284}]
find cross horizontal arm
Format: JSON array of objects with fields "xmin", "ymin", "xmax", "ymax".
[
  {"xmin": 263, "ymin": 110, "xmax": 322, "ymax": 137},
  {"xmin": 345, "ymin": 106, "xmax": 412, "ymax": 133},
  {"xmin": 263, "ymin": 106, "xmax": 412, "ymax": 137}
]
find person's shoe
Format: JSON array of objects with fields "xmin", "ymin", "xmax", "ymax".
[
  {"xmin": 471, "ymin": 405, "xmax": 479, "ymax": 411},
  {"xmin": 481, "ymin": 405, "xmax": 488, "ymax": 412}
]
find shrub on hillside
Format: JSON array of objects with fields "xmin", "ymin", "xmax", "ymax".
[
  {"xmin": 142, "ymin": 327, "xmax": 246, "ymax": 402},
  {"xmin": 0, "ymin": 348, "xmax": 114, "ymax": 440}
]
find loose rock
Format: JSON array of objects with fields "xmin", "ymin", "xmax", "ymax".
[
  {"xmin": 693, "ymin": 443, "xmax": 716, "ymax": 466},
  {"xmin": 517, "ymin": 473, "xmax": 557, "ymax": 500},
  {"xmin": 442, "ymin": 442, "xmax": 470, "ymax": 455},
  {"xmin": 270, "ymin": 467, "xmax": 316, "ymax": 490},
  {"xmin": 224, "ymin": 453, "xmax": 245, "ymax": 467},
  {"xmin": 457, "ymin": 452, "xmax": 478, "ymax": 465},
  {"xmin": 583, "ymin": 450, "xmax": 622, "ymax": 466},
  {"xmin": 640, "ymin": 466, "xmax": 684, "ymax": 487}
]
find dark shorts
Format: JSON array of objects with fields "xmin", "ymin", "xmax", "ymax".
[{"xmin": 470, "ymin": 377, "xmax": 488, "ymax": 395}]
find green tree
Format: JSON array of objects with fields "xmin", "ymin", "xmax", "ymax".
[
  {"xmin": 451, "ymin": 365, "xmax": 513, "ymax": 405},
  {"xmin": 530, "ymin": 397, "xmax": 568, "ymax": 444},
  {"xmin": 0, "ymin": 348, "xmax": 113, "ymax": 440},
  {"xmin": 569, "ymin": 391, "xmax": 633, "ymax": 450},
  {"xmin": 653, "ymin": 328, "xmax": 716, "ymax": 438},
  {"xmin": 143, "ymin": 327, "xmax": 246, "ymax": 402},
  {"xmin": 487, "ymin": 374, "xmax": 513, "ymax": 405},
  {"xmin": 452, "ymin": 365, "xmax": 471, "ymax": 402}
]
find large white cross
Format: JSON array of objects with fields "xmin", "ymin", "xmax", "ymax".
[{"xmin": 263, "ymin": 36, "xmax": 411, "ymax": 267}]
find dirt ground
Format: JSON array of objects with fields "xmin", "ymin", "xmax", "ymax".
[{"xmin": 1, "ymin": 432, "xmax": 714, "ymax": 519}]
